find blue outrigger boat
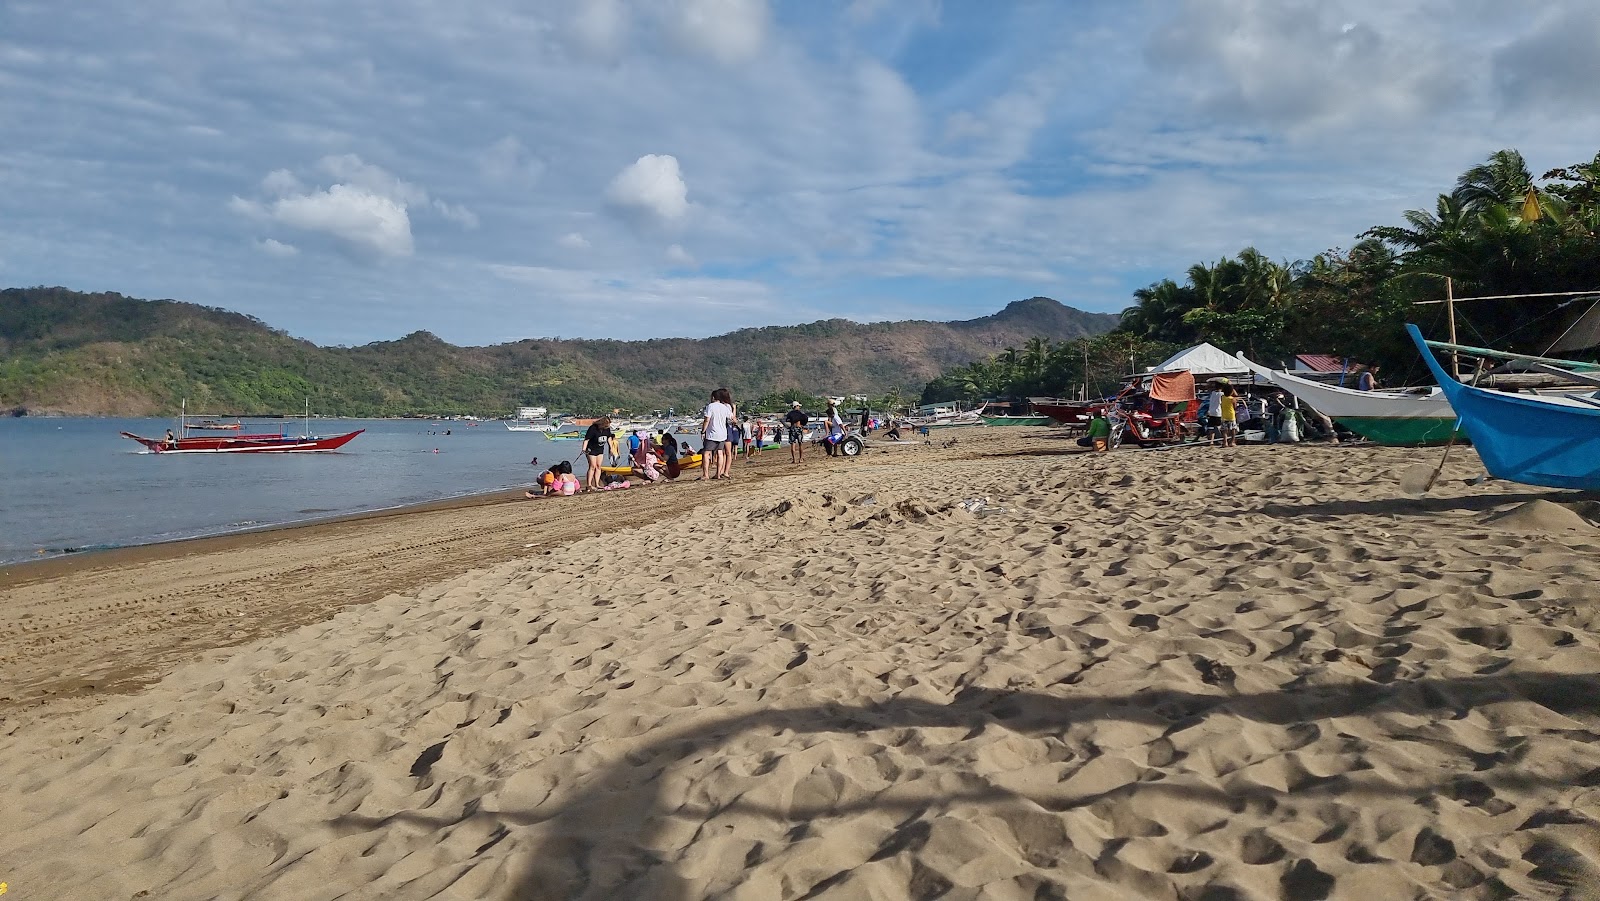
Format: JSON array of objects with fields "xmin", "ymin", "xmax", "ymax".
[{"xmin": 1406, "ymin": 323, "xmax": 1600, "ymax": 491}]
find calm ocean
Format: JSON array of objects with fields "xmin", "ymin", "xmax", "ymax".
[{"xmin": 0, "ymin": 417, "xmax": 574, "ymax": 565}]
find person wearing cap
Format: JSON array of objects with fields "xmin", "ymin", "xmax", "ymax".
[{"xmin": 784, "ymin": 400, "xmax": 809, "ymax": 464}]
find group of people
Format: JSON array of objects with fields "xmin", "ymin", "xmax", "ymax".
[
  {"xmin": 1202, "ymin": 378, "xmax": 1341, "ymax": 445},
  {"xmin": 526, "ymin": 390, "xmax": 857, "ymax": 497}
]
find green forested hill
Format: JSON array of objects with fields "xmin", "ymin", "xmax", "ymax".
[{"xmin": 0, "ymin": 288, "xmax": 1118, "ymax": 416}]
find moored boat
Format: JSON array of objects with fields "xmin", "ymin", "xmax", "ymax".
[
  {"xmin": 1406, "ymin": 324, "xmax": 1600, "ymax": 490},
  {"xmin": 121, "ymin": 428, "xmax": 364, "ymax": 454},
  {"xmin": 1237, "ymin": 355, "xmax": 1463, "ymax": 446}
]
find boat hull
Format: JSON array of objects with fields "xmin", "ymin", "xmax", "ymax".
[
  {"xmin": 1407, "ymin": 324, "xmax": 1600, "ymax": 490},
  {"xmin": 1238, "ymin": 355, "xmax": 1463, "ymax": 446},
  {"xmin": 980, "ymin": 415, "xmax": 1056, "ymax": 426},
  {"xmin": 121, "ymin": 429, "xmax": 365, "ymax": 454},
  {"xmin": 1328, "ymin": 416, "xmax": 1464, "ymax": 447}
]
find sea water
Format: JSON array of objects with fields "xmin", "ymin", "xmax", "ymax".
[{"xmin": 0, "ymin": 417, "xmax": 574, "ymax": 565}]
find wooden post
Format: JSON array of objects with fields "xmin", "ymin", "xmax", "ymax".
[{"xmin": 1446, "ymin": 277, "xmax": 1459, "ymax": 379}]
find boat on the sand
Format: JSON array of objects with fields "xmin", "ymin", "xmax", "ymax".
[
  {"xmin": 1237, "ymin": 355, "xmax": 1463, "ymax": 446},
  {"xmin": 980, "ymin": 414, "xmax": 1056, "ymax": 427},
  {"xmin": 1406, "ymin": 324, "xmax": 1600, "ymax": 490}
]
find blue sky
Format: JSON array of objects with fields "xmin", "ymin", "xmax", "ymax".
[{"xmin": 3, "ymin": 0, "xmax": 1598, "ymax": 345}]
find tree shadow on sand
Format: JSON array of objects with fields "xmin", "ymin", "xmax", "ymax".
[
  {"xmin": 1234, "ymin": 488, "xmax": 1600, "ymax": 521},
  {"xmin": 334, "ymin": 671, "xmax": 1600, "ymax": 899}
]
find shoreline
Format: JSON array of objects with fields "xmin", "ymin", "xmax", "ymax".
[
  {"xmin": 0, "ymin": 483, "xmax": 537, "ymax": 581},
  {"xmin": 0, "ymin": 437, "xmax": 971, "ymax": 714}
]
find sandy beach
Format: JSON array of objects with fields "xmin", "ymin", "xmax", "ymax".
[{"xmin": 4, "ymin": 434, "xmax": 1600, "ymax": 900}]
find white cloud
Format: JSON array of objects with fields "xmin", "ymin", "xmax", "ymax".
[
  {"xmin": 558, "ymin": 231, "xmax": 591, "ymax": 249},
  {"xmin": 665, "ymin": 243, "xmax": 695, "ymax": 265},
  {"xmin": 317, "ymin": 153, "xmax": 429, "ymax": 206},
  {"xmin": 665, "ymin": 0, "xmax": 768, "ymax": 65},
  {"xmin": 256, "ymin": 237, "xmax": 298, "ymax": 257},
  {"xmin": 230, "ymin": 155, "xmax": 477, "ymax": 259},
  {"xmin": 606, "ymin": 154, "xmax": 690, "ymax": 224},
  {"xmin": 268, "ymin": 185, "xmax": 414, "ymax": 259}
]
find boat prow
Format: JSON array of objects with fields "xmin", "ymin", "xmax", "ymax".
[{"xmin": 1406, "ymin": 324, "xmax": 1600, "ymax": 490}]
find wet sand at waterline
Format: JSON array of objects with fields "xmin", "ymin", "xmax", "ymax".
[{"xmin": 4, "ymin": 436, "xmax": 1600, "ymax": 899}]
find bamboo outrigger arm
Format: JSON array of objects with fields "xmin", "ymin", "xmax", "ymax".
[{"xmin": 1419, "ymin": 338, "xmax": 1600, "ymax": 373}]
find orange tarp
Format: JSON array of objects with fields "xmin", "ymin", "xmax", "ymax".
[{"xmin": 1148, "ymin": 370, "xmax": 1196, "ymax": 403}]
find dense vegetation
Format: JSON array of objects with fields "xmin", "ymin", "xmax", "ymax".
[
  {"xmin": 0, "ymin": 291, "xmax": 1117, "ymax": 416},
  {"xmin": 923, "ymin": 149, "xmax": 1600, "ymax": 403}
]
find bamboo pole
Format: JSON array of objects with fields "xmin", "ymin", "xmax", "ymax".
[{"xmin": 1446, "ymin": 277, "xmax": 1459, "ymax": 379}]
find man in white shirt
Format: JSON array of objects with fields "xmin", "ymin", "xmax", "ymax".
[{"xmin": 701, "ymin": 387, "xmax": 735, "ymax": 480}]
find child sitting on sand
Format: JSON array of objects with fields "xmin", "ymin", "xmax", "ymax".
[{"xmin": 527, "ymin": 463, "xmax": 562, "ymax": 498}]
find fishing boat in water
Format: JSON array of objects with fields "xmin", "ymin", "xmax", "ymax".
[
  {"xmin": 121, "ymin": 428, "xmax": 364, "ymax": 454},
  {"xmin": 120, "ymin": 400, "xmax": 363, "ymax": 454},
  {"xmin": 189, "ymin": 420, "xmax": 243, "ymax": 431},
  {"xmin": 1237, "ymin": 355, "xmax": 1463, "ymax": 446},
  {"xmin": 1406, "ymin": 324, "xmax": 1600, "ymax": 490}
]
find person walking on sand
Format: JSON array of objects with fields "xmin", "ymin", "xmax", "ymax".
[
  {"xmin": 785, "ymin": 400, "xmax": 808, "ymax": 464},
  {"xmin": 583, "ymin": 416, "xmax": 614, "ymax": 491},
  {"xmin": 701, "ymin": 388, "xmax": 735, "ymax": 481}
]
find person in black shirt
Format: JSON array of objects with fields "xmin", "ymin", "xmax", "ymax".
[
  {"xmin": 784, "ymin": 401, "xmax": 808, "ymax": 464},
  {"xmin": 583, "ymin": 417, "xmax": 613, "ymax": 491}
]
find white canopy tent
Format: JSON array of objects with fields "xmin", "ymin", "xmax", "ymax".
[{"xmin": 1140, "ymin": 342, "xmax": 1252, "ymax": 382}]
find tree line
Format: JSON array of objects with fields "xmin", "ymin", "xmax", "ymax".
[{"xmin": 923, "ymin": 148, "xmax": 1600, "ymax": 404}]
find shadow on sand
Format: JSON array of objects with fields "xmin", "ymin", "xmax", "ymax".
[{"xmin": 335, "ymin": 671, "xmax": 1600, "ymax": 899}]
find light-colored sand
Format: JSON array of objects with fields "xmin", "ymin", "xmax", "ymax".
[{"xmin": 5, "ymin": 440, "xmax": 1600, "ymax": 900}]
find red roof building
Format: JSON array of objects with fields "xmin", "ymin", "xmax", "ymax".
[{"xmin": 1294, "ymin": 354, "xmax": 1358, "ymax": 373}]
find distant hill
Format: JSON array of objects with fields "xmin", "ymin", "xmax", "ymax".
[{"xmin": 0, "ymin": 287, "xmax": 1119, "ymax": 416}]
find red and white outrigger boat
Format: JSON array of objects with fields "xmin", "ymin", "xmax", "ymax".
[{"xmin": 121, "ymin": 399, "xmax": 363, "ymax": 454}]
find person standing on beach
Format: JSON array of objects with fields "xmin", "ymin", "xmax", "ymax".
[
  {"xmin": 824, "ymin": 400, "xmax": 846, "ymax": 455},
  {"xmin": 1219, "ymin": 385, "xmax": 1239, "ymax": 448},
  {"xmin": 750, "ymin": 417, "xmax": 765, "ymax": 460},
  {"xmin": 785, "ymin": 400, "xmax": 808, "ymax": 463},
  {"xmin": 701, "ymin": 388, "xmax": 735, "ymax": 480},
  {"xmin": 583, "ymin": 417, "xmax": 613, "ymax": 491},
  {"xmin": 1204, "ymin": 381, "xmax": 1224, "ymax": 443}
]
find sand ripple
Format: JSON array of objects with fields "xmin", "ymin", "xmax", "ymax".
[{"xmin": 4, "ymin": 444, "xmax": 1600, "ymax": 899}]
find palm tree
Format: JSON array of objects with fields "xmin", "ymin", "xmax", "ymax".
[{"xmin": 1455, "ymin": 149, "xmax": 1533, "ymax": 213}]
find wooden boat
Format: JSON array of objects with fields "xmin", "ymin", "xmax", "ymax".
[
  {"xmin": 121, "ymin": 428, "xmax": 364, "ymax": 454},
  {"xmin": 1237, "ymin": 355, "xmax": 1463, "ymax": 446},
  {"xmin": 1028, "ymin": 398, "xmax": 1111, "ymax": 427},
  {"xmin": 1406, "ymin": 324, "xmax": 1600, "ymax": 490},
  {"xmin": 980, "ymin": 414, "xmax": 1056, "ymax": 427}
]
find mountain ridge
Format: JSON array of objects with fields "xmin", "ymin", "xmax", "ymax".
[{"xmin": 0, "ymin": 287, "xmax": 1119, "ymax": 415}]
